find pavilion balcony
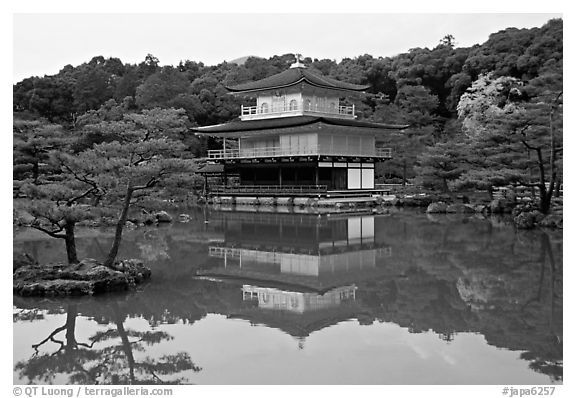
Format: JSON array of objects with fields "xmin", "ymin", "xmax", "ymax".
[
  {"xmin": 207, "ymin": 146, "xmax": 392, "ymax": 160},
  {"xmin": 210, "ymin": 184, "xmax": 328, "ymax": 195},
  {"xmin": 240, "ymin": 103, "xmax": 355, "ymax": 121}
]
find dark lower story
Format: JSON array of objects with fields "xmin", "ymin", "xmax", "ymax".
[{"xmin": 220, "ymin": 161, "xmax": 376, "ymax": 191}]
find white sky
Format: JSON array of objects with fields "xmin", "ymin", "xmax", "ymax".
[{"xmin": 13, "ymin": 12, "xmax": 562, "ymax": 83}]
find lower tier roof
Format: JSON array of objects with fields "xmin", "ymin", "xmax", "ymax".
[{"xmin": 192, "ymin": 116, "xmax": 408, "ymax": 137}]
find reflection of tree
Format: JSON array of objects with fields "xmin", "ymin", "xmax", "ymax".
[
  {"xmin": 518, "ymin": 233, "xmax": 562, "ymax": 381},
  {"xmin": 14, "ymin": 301, "xmax": 201, "ymax": 384},
  {"xmin": 13, "ymin": 308, "xmax": 46, "ymax": 322},
  {"xmin": 15, "ymin": 304, "xmax": 100, "ymax": 384},
  {"xmin": 14, "ymin": 210, "xmax": 563, "ymax": 382},
  {"xmin": 89, "ymin": 302, "xmax": 200, "ymax": 384},
  {"xmin": 369, "ymin": 213, "xmax": 563, "ymax": 380}
]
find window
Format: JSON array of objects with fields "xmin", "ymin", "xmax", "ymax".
[
  {"xmin": 304, "ymin": 99, "xmax": 312, "ymax": 111},
  {"xmin": 289, "ymin": 99, "xmax": 298, "ymax": 111},
  {"xmin": 329, "ymin": 102, "xmax": 336, "ymax": 112},
  {"xmin": 260, "ymin": 102, "xmax": 269, "ymax": 113}
]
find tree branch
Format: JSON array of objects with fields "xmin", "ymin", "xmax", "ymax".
[
  {"xmin": 520, "ymin": 139, "xmax": 540, "ymax": 152},
  {"xmin": 133, "ymin": 154, "xmax": 153, "ymax": 166},
  {"xmin": 76, "ymin": 341, "xmax": 96, "ymax": 349},
  {"xmin": 62, "ymin": 163, "xmax": 98, "ymax": 190},
  {"xmin": 133, "ymin": 176, "xmax": 159, "ymax": 191},
  {"xmin": 30, "ymin": 223, "xmax": 66, "ymax": 239},
  {"xmin": 32, "ymin": 325, "xmax": 67, "ymax": 353},
  {"xmin": 66, "ymin": 187, "xmax": 99, "ymax": 207}
]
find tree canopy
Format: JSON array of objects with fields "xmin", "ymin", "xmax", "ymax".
[{"xmin": 13, "ymin": 18, "xmax": 562, "ymax": 203}]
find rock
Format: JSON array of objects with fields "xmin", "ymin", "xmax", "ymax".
[
  {"xmin": 125, "ymin": 221, "xmax": 138, "ymax": 230},
  {"xmin": 16, "ymin": 279, "xmax": 94, "ymax": 296},
  {"xmin": 446, "ymin": 203, "xmax": 476, "ymax": 214},
  {"xmin": 115, "ymin": 258, "xmax": 152, "ymax": 284},
  {"xmin": 13, "ymin": 258, "xmax": 151, "ymax": 297},
  {"xmin": 155, "ymin": 211, "xmax": 173, "ymax": 223},
  {"xmin": 426, "ymin": 213, "xmax": 444, "ymax": 223},
  {"xmin": 142, "ymin": 213, "xmax": 156, "ymax": 225},
  {"xmin": 13, "ymin": 252, "xmax": 37, "ymax": 272},
  {"xmin": 398, "ymin": 195, "xmax": 434, "ymax": 207},
  {"xmin": 66, "ymin": 258, "xmax": 101, "ymax": 272},
  {"xmin": 426, "ymin": 202, "xmax": 448, "ymax": 213},
  {"xmin": 178, "ymin": 213, "xmax": 191, "ymax": 222}
]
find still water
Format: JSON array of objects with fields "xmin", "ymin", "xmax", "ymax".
[{"xmin": 13, "ymin": 208, "xmax": 562, "ymax": 385}]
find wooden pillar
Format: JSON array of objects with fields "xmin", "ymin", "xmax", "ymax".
[
  {"xmin": 314, "ymin": 166, "xmax": 319, "ymax": 186},
  {"xmin": 331, "ymin": 166, "xmax": 335, "ymax": 190},
  {"xmin": 204, "ymin": 174, "xmax": 208, "ymax": 194},
  {"xmin": 278, "ymin": 166, "xmax": 283, "ymax": 186}
]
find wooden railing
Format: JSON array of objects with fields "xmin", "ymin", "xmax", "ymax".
[
  {"xmin": 211, "ymin": 184, "xmax": 328, "ymax": 194},
  {"xmin": 209, "ymin": 212, "xmax": 330, "ymax": 226},
  {"xmin": 240, "ymin": 103, "xmax": 355, "ymax": 119},
  {"xmin": 207, "ymin": 146, "xmax": 392, "ymax": 159}
]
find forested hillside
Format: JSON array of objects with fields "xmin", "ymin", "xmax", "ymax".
[{"xmin": 13, "ymin": 18, "xmax": 562, "ymax": 201}]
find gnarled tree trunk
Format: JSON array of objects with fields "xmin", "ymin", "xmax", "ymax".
[
  {"xmin": 65, "ymin": 222, "xmax": 78, "ymax": 264},
  {"xmin": 104, "ymin": 183, "xmax": 134, "ymax": 269}
]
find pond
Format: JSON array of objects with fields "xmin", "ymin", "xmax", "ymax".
[{"xmin": 13, "ymin": 207, "xmax": 563, "ymax": 385}]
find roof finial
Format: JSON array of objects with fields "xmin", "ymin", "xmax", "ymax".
[{"xmin": 290, "ymin": 53, "xmax": 306, "ymax": 69}]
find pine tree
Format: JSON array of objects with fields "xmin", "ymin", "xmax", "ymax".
[{"xmin": 456, "ymin": 73, "xmax": 562, "ymax": 213}]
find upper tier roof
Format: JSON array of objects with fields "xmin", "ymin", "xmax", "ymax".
[
  {"xmin": 226, "ymin": 67, "xmax": 370, "ymax": 93},
  {"xmin": 192, "ymin": 116, "xmax": 409, "ymax": 136}
]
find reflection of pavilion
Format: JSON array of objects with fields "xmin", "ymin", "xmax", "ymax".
[
  {"xmin": 200, "ymin": 212, "xmax": 392, "ymax": 291},
  {"xmin": 233, "ymin": 283, "xmax": 361, "ymax": 339},
  {"xmin": 242, "ymin": 284, "xmax": 357, "ymax": 313},
  {"xmin": 196, "ymin": 212, "xmax": 395, "ymax": 338}
]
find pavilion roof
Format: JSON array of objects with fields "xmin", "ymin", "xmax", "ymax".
[
  {"xmin": 192, "ymin": 116, "xmax": 409, "ymax": 137},
  {"xmin": 226, "ymin": 67, "xmax": 370, "ymax": 93}
]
